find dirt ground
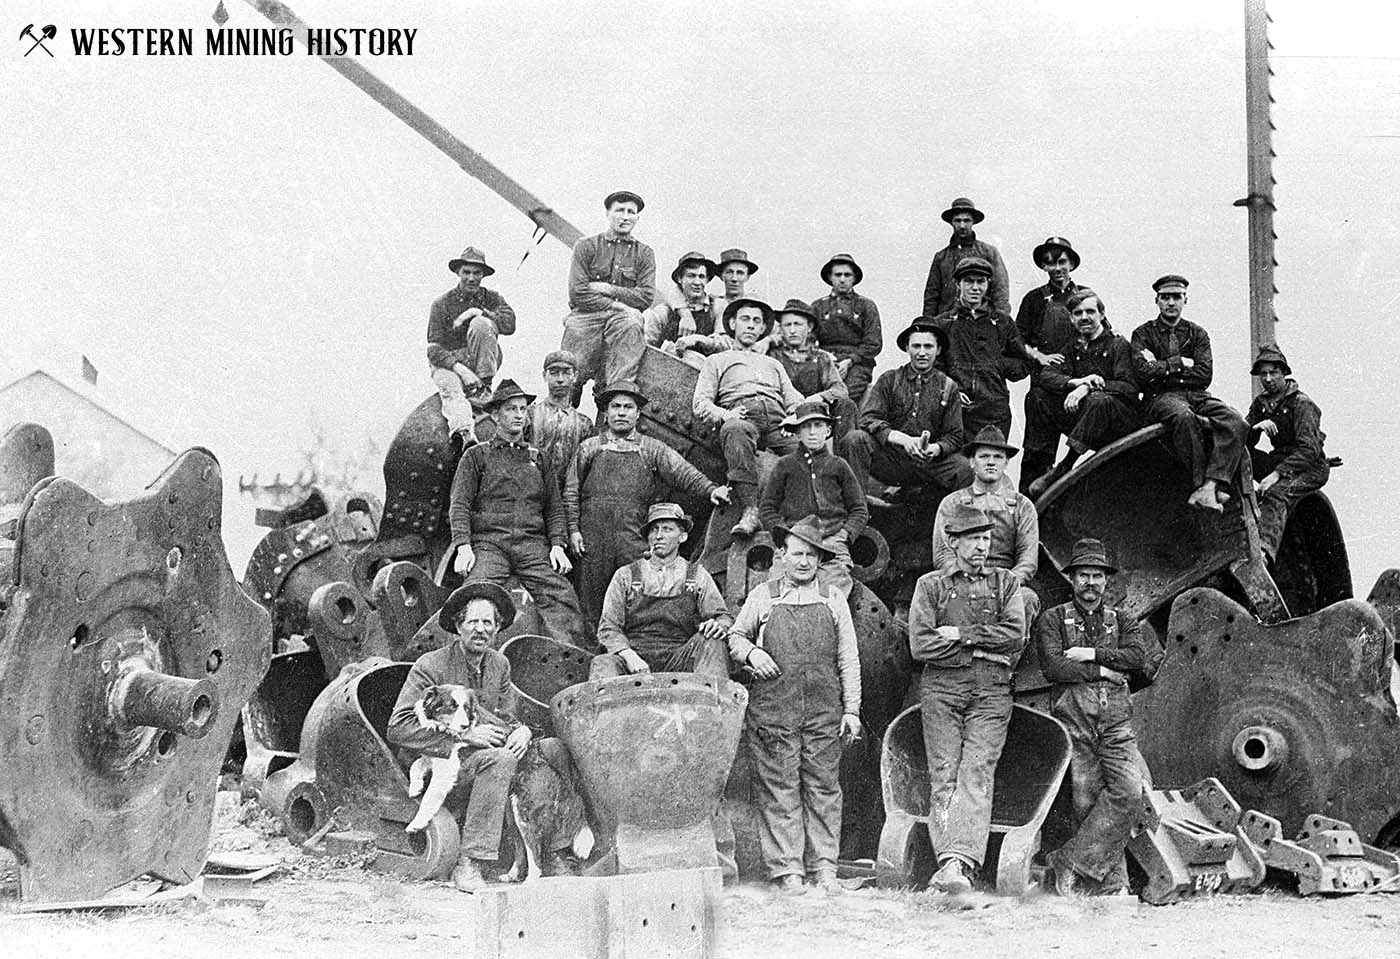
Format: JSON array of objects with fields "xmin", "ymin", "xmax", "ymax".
[{"xmin": 2, "ymin": 794, "xmax": 1399, "ymax": 958}]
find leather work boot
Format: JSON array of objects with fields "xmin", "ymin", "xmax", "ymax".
[
  {"xmin": 929, "ymin": 858, "xmax": 972, "ymax": 895},
  {"xmin": 809, "ymin": 868, "xmax": 842, "ymax": 895},
  {"xmin": 540, "ymin": 850, "xmax": 580, "ymax": 878},
  {"xmin": 1186, "ymin": 481, "xmax": 1224, "ymax": 512},
  {"xmin": 452, "ymin": 856, "xmax": 488, "ymax": 893},
  {"xmin": 773, "ymin": 874, "xmax": 807, "ymax": 896},
  {"xmin": 731, "ymin": 506, "xmax": 761, "ymax": 537}
]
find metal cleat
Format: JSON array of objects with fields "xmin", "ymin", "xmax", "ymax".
[
  {"xmin": 1239, "ymin": 811, "xmax": 1400, "ymax": 895},
  {"xmin": 1127, "ymin": 777, "xmax": 1262, "ymax": 905},
  {"xmin": 369, "ymin": 560, "xmax": 446, "ymax": 659}
]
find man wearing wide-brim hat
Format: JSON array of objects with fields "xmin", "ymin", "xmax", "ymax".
[
  {"xmin": 838, "ymin": 317, "xmax": 972, "ymax": 508},
  {"xmin": 922, "ymin": 197, "xmax": 1012, "ymax": 318},
  {"xmin": 561, "ymin": 190, "xmax": 656, "ymax": 402},
  {"xmin": 1245, "ymin": 344, "xmax": 1331, "ymax": 562},
  {"xmin": 387, "ymin": 581, "xmax": 589, "ymax": 890},
  {"xmin": 1129, "ymin": 274, "xmax": 1249, "ymax": 512},
  {"xmin": 645, "ymin": 251, "xmax": 723, "ymax": 348},
  {"xmin": 1035, "ymin": 538, "xmax": 1157, "ymax": 897},
  {"xmin": 428, "ymin": 245, "xmax": 518, "ymax": 439},
  {"xmin": 770, "ymin": 298, "xmax": 857, "ymax": 439},
  {"xmin": 812, "ymin": 253, "xmax": 882, "ymax": 404},
  {"xmin": 907, "ymin": 502, "xmax": 1026, "ymax": 895},
  {"xmin": 727, "ymin": 514, "xmax": 862, "ymax": 895},
  {"xmin": 448, "ymin": 379, "xmax": 585, "ymax": 646},
  {"xmin": 1016, "ymin": 235, "xmax": 1085, "ymax": 371},
  {"xmin": 693, "ymin": 298, "xmax": 803, "ymax": 536},
  {"xmin": 566, "ymin": 381, "xmax": 729, "ymax": 636},
  {"xmin": 715, "ymin": 247, "xmax": 759, "ymax": 317}
]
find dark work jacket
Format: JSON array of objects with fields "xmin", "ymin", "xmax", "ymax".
[
  {"xmin": 1129, "ymin": 316, "xmax": 1214, "ymax": 397},
  {"xmin": 859, "ymin": 364, "xmax": 964, "ymax": 453},
  {"xmin": 448, "ymin": 436, "xmax": 567, "ymax": 550},
  {"xmin": 1035, "ymin": 323, "xmax": 1139, "ymax": 399},
  {"xmin": 922, "ymin": 232, "xmax": 1012, "ymax": 317},
  {"xmin": 1036, "ymin": 601, "xmax": 1151, "ymax": 686},
  {"xmin": 1015, "ymin": 280, "xmax": 1082, "ymax": 355},
  {"xmin": 811, "ymin": 292, "xmax": 882, "ymax": 365},
  {"xmin": 426, "ymin": 286, "xmax": 516, "ymax": 369},
  {"xmin": 759, "ymin": 446, "xmax": 869, "ymax": 540},
  {"xmin": 933, "ymin": 304, "xmax": 1031, "ymax": 405},
  {"xmin": 1246, "ymin": 381, "xmax": 1329, "ymax": 481},
  {"xmin": 386, "ymin": 644, "xmax": 521, "ymax": 760}
]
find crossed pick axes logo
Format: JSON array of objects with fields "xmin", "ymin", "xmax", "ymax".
[{"xmin": 21, "ymin": 24, "xmax": 56, "ymax": 57}]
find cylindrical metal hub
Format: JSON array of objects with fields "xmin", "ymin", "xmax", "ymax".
[
  {"xmin": 1232, "ymin": 724, "xmax": 1288, "ymax": 772},
  {"xmin": 109, "ymin": 666, "xmax": 220, "ymax": 738}
]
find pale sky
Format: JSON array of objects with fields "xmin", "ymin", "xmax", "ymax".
[{"xmin": 4, "ymin": 0, "xmax": 1398, "ymax": 583}]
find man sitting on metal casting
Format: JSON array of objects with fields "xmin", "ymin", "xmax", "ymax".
[
  {"xmin": 645, "ymin": 251, "xmax": 723, "ymax": 348},
  {"xmin": 427, "ymin": 245, "xmax": 516, "ymax": 441}
]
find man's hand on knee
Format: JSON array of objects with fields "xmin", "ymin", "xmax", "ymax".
[
  {"xmin": 619, "ymin": 648, "xmax": 650, "ymax": 675},
  {"xmin": 454, "ymin": 545, "xmax": 476, "ymax": 575}
]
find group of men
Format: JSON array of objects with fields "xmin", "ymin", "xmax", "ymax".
[{"xmin": 407, "ymin": 188, "xmax": 1334, "ymax": 895}]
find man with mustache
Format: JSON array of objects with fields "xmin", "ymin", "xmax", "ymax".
[{"xmin": 1036, "ymin": 538, "xmax": 1156, "ymax": 896}]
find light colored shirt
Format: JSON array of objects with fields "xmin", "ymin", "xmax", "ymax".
[
  {"xmin": 727, "ymin": 577, "xmax": 861, "ymax": 715},
  {"xmin": 595, "ymin": 553, "xmax": 731, "ymax": 654},
  {"xmin": 693, "ymin": 349, "xmax": 804, "ymax": 423},
  {"xmin": 932, "ymin": 475, "xmax": 1039, "ymax": 584}
]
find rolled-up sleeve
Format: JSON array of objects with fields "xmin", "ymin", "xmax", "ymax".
[
  {"xmin": 828, "ymin": 593, "xmax": 862, "ymax": 715},
  {"xmin": 726, "ymin": 586, "xmax": 768, "ymax": 664}
]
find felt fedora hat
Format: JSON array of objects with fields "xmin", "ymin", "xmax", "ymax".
[
  {"xmin": 961, "ymin": 424, "xmax": 1020, "ymax": 459},
  {"xmin": 941, "ymin": 197, "xmax": 986, "ymax": 224},
  {"xmin": 819, "ymin": 252, "xmax": 864, "ymax": 286},
  {"xmin": 1251, "ymin": 344, "xmax": 1292, "ymax": 376},
  {"xmin": 1064, "ymin": 537, "xmax": 1117, "ymax": 574},
  {"xmin": 595, "ymin": 380, "xmax": 649, "ymax": 408},
  {"xmin": 895, "ymin": 317, "xmax": 949, "ymax": 353},
  {"xmin": 482, "ymin": 378, "xmax": 536, "ymax": 412},
  {"xmin": 775, "ymin": 298, "xmax": 818, "ymax": 325},
  {"xmin": 641, "ymin": 502, "xmax": 693, "ymax": 535},
  {"xmin": 448, "ymin": 246, "xmax": 495, "ymax": 276},
  {"xmin": 604, "ymin": 190, "xmax": 645, "ymax": 211},
  {"xmin": 774, "ymin": 514, "xmax": 834, "ymax": 559},
  {"xmin": 1031, "ymin": 236, "xmax": 1081, "ymax": 271},
  {"xmin": 717, "ymin": 248, "xmax": 759, "ymax": 275},
  {"xmin": 670, "ymin": 251, "xmax": 720, "ymax": 284},
  {"xmin": 438, "ymin": 581, "xmax": 516, "ymax": 631},
  {"xmin": 943, "ymin": 503, "xmax": 993, "ymax": 537},
  {"xmin": 781, "ymin": 399, "xmax": 834, "ymax": 430},
  {"xmin": 722, "ymin": 297, "xmax": 775, "ymax": 335}
]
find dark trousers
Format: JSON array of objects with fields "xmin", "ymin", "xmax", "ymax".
[
  {"xmin": 1250, "ymin": 449, "xmax": 1330, "ymax": 558},
  {"xmin": 839, "ymin": 429, "xmax": 972, "ymax": 497},
  {"xmin": 455, "ymin": 738, "xmax": 584, "ymax": 859},
  {"xmin": 1024, "ymin": 387, "xmax": 1140, "ymax": 458},
  {"xmin": 468, "ymin": 537, "xmax": 584, "ymax": 646},
  {"xmin": 1051, "ymin": 683, "xmax": 1143, "ymax": 886},
  {"xmin": 719, "ymin": 413, "xmax": 797, "ymax": 487},
  {"xmin": 1145, "ymin": 391, "xmax": 1247, "ymax": 488},
  {"xmin": 919, "ymin": 661, "xmax": 1013, "ymax": 868}
]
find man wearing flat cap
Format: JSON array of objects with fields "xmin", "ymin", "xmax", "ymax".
[
  {"xmin": 449, "ymin": 379, "xmax": 585, "ymax": 646},
  {"xmin": 908, "ymin": 503, "xmax": 1026, "ymax": 895},
  {"xmin": 388, "ymin": 581, "xmax": 588, "ymax": 891},
  {"xmin": 771, "ymin": 299, "xmax": 856, "ymax": 439},
  {"xmin": 566, "ymin": 381, "xmax": 729, "ymax": 635},
  {"xmin": 561, "ymin": 191, "xmax": 656, "ymax": 401},
  {"xmin": 812, "ymin": 253, "xmax": 882, "ymax": 404},
  {"xmin": 1130, "ymin": 275, "xmax": 1249, "ymax": 512},
  {"xmin": 526, "ymin": 350, "xmax": 595, "ymax": 490},
  {"xmin": 693, "ymin": 298, "xmax": 803, "ymax": 536},
  {"xmin": 715, "ymin": 248, "xmax": 759, "ymax": 317},
  {"xmin": 1245, "ymin": 344, "xmax": 1331, "ymax": 562},
  {"xmin": 923, "ymin": 197, "xmax": 1012, "ymax": 318},
  {"xmin": 429, "ymin": 246, "xmax": 517, "ymax": 438},
  {"xmin": 646, "ymin": 251, "xmax": 722, "ymax": 348},
  {"xmin": 840, "ymin": 318, "xmax": 972, "ymax": 508},
  {"xmin": 1036, "ymin": 539, "xmax": 1156, "ymax": 896}
]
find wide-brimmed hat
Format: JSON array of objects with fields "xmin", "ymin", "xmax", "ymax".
[
  {"xmin": 595, "ymin": 380, "xmax": 649, "ymax": 408},
  {"xmin": 542, "ymin": 349, "xmax": 579, "ymax": 371},
  {"xmin": 781, "ymin": 399, "xmax": 834, "ymax": 430},
  {"xmin": 439, "ymin": 581, "xmax": 516, "ymax": 631},
  {"xmin": 775, "ymin": 298, "xmax": 818, "ymax": 326},
  {"xmin": 944, "ymin": 503, "xmax": 993, "ymax": 537},
  {"xmin": 722, "ymin": 297, "xmax": 775, "ymax": 334},
  {"xmin": 670, "ymin": 250, "xmax": 719, "ymax": 284},
  {"xmin": 895, "ymin": 317, "xmax": 949, "ymax": 353},
  {"xmin": 1250, "ymin": 344, "xmax": 1292, "ymax": 377},
  {"xmin": 953, "ymin": 256, "xmax": 994, "ymax": 281},
  {"xmin": 941, "ymin": 197, "xmax": 986, "ymax": 225},
  {"xmin": 774, "ymin": 514, "xmax": 834, "ymax": 559},
  {"xmin": 717, "ymin": 248, "xmax": 759, "ymax": 275},
  {"xmin": 1064, "ymin": 537, "xmax": 1117, "ymax": 574},
  {"xmin": 819, "ymin": 252, "xmax": 864, "ymax": 286},
  {"xmin": 448, "ymin": 246, "xmax": 495, "ymax": 276},
  {"xmin": 642, "ymin": 502, "xmax": 693, "ymax": 535},
  {"xmin": 604, "ymin": 190, "xmax": 645, "ymax": 211},
  {"xmin": 961, "ymin": 424, "xmax": 1020, "ymax": 459},
  {"xmin": 1031, "ymin": 236, "xmax": 1081, "ymax": 271},
  {"xmin": 1152, "ymin": 274, "xmax": 1189, "ymax": 294},
  {"xmin": 482, "ymin": 378, "xmax": 536, "ymax": 412}
]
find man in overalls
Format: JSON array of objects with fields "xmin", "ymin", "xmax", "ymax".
[
  {"xmin": 812, "ymin": 253, "xmax": 882, "ymax": 404},
  {"xmin": 727, "ymin": 515, "xmax": 863, "ymax": 895},
  {"xmin": 565, "ymin": 381, "xmax": 729, "ymax": 636},
  {"xmin": 770, "ymin": 298, "xmax": 857, "ymax": 441},
  {"xmin": 908, "ymin": 503, "xmax": 1027, "ymax": 894},
  {"xmin": 1036, "ymin": 537, "xmax": 1154, "ymax": 895}
]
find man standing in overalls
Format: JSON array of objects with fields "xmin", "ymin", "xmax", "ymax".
[
  {"xmin": 727, "ymin": 516, "xmax": 863, "ymax": 895},
  {"xmin": 770, "ymin": 298, "xmax": 857, "ymax": 440},
  {"xmin": 908, "ymin": 503, "xmax": 1027, "ymax": 894},
  {"xmin": 565, "ymin": 381, "xmax": 729, "ymax": 636}
]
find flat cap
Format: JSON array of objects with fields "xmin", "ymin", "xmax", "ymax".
[{"xmin": 1152, "ymin": 274, "xmax": 1189, "ymax": 293}]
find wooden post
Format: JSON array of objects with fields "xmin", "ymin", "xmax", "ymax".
[{"xmin": 1236, "ymin": 0, "xmax": 1278, "ymax": 395}]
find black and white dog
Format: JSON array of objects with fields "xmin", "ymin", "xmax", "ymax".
[{"xmin": 405, "ymin": 684, "xmax": 483, "ymax": 833}]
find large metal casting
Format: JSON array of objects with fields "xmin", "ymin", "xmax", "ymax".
[
  {"xmin": 1134, "ymin": 587, "xmax": 1400, "ymax": 843},
  {"xmin": 0, "ymin": 448, "xmax": 271, "ymax": 902},
  {"xmin": 1240, "ymin": 810, "xmax": 1400, "ymax": 895},
  {"xmin": 499, "ymin": 634, "xmax": 591, "ymax": 737},
  {"xmin": 0, "ymin": 422, "xmax": 54, "ymax": 507},
  {"xmin": 1127, "ymin": 778, "xmax": 1265, "ymax": 905},
  {"xmin": 552, "ymin": 673, "xmax": 748, "ymax": 873},
  {"xmin": 875, "ymin": 703, "xmax": 1071, "ymax": 893}
]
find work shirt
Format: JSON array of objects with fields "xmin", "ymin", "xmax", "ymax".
[
  {"xmin": 648, "ymin": 292, "xmax": 721, "ymax": 345},
  {"xmin": 933, "ymin": 304, "xmax": 1032, "ymax": 402},
  {"xmin": 908, "ymin": 566, "xmax": 1026, "ymax": 668},
  {"xmin": 1036, "ymin": 601, "xmax": 1149, "ymax": 686},
  {"xmin": 932, "ymin": 477, "xmax": 1039, "ymax": 584},
  {"xmin": 567, "ymin": 232, "xmax": 657, "ymax": 313},
  {"xmin": 1015, "ymin": 280, "xmax": 1081, "ymax": 356},
  {"xmin": 728, "ymin": 578, "xmax": 861, "ymax": 715},
  {"xmin": 759, "ymin": 446, "xmax": 869, "ymax": 541},
  {"xmin": 594, "ymin": 553, "xmax": 731, "ymax": 654},
  {"xmin": 922, "ymin": 232, "xmax": 1012, "ymax": 317},
  {"xmin": 693, "ymin": 350, "xmax": 804, "ymax": 423},
  {"xmin": 858, "ymin": 363, "xmax": 965, "ymax": 453},
  {"xmin": 563, "ymin": 431, "xmax": 716, "ymax": 537},
  {"xmin": 526, "ymin": 398, "xmax": 596, "ymax": 486},
  {"xmin": 1035, "ymin": 323, "xmax": 1138, "ymax": 399},
  {"xmin": 386, "ymin": 643, "xmax": 521, "ymax": 760},
  {"xmin": 811, "ymin": 292, "xmax": 882, "ymax": 365},
  {"xmin": 426, "ymin": 286, "xmax": 516, "ymax": 369},
  {"xmin": 1129, "ymin": 316, "xmax": 1214, "ymax": 396},
  {"xmin": 448, "ymin": 436, "xmax": 567, "ymax": 550},
  {"xmin": 1246, "ymin": 381, "xmax": 1329, "ymax": 480},
  {"xmin": 773, "ymin": 345, "xmax": 849, "ymax": 406}
]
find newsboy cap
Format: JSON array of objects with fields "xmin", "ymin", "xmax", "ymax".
[
  {"xmin": 953, "ymin": 256, "xmax": 994, "ymax": 281},
  {"xmin": 604, "ymin": 190, "xmax": 645, "ymax": 211}
]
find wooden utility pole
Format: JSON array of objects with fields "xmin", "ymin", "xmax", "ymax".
[
  {"xmin": 1235, "ymin": 0, "xmax": 1278, "ymax": 394},
  {"xmin": 237, "ymin": 0, "xmax": 584, "ymax": 249}
]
